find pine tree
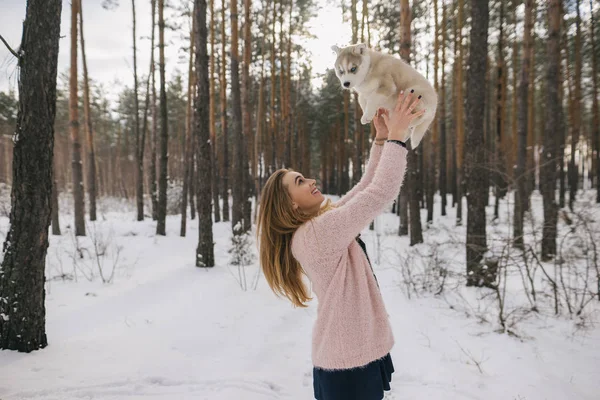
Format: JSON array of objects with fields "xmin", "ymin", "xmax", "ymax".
[
  {"xmin": 194, "ymin": 0, "xmax": 215, "ymax": 267},
  {"xmin": 541, "ymin": 0, "xmax": 561, "ymax": 260},
  {"xmin": 0, "ymin": 0, "xmax": 63, "ymax": 351},
  {"xmin": 70, "ymin": 0, "xmax": 85, "ymax": 236},
  {"xmin": 465, "ymin": 0, "xmax": 490, "ymax": 286},
  {"xmin": 156, "ymin": 0, "xmax": 169, "ymax": 235}
]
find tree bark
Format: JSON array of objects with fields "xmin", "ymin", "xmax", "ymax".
[
  {"xmin": 181, "ymin": 9, "xmax": 196, "ymax": 237},
  {"xmin": 220, "ymin": 0, "xmax": 230, "ymax": 221},
  {"xmin": 494, "ymin": 0, "xmax": 507, "ymax": 221},
  {"xmin": 439, "ymin": 1, "xmax": 447, "ymax": 216},
  {"xmin": 79, "ymin": 1, "xmax": 97, "ymax": 222},
  {"xmin": 230, "ymin": 0, "xmax": 244, "ymax": 234},
  {"xmin": 131, "ymin": 0, "xmax": 143, "ymax": 221},
  {"xmin": 456, "ymin": 0, "xmax": 464, "ymax": 226},
  {"xmin": 156, "ymin": 0, "xmax": 168, "ymax": 235},
  {"xmin": 139, "ymin": 1, "xmax": 155, "ymax": 222},
  {"xmin": 194, "ymin": 0, "xmax": 215, "ymax": 267},
  {"xmin": 427, "ymin": 0, "xmax": 439, "ymax": 225},
  {"xmin": 352, "ymin": 0, "xmax": 363, "ymax": 186},
  {"xmin": 254, "ymin": 6, "xmax": 268, "ymax": 221},
  {"xmin": 0, "ymin": 0, "xmax": 62, "ymax": 351},
  {"xmin": 209, "ymin": 0, "xmax": 221, "ymax": 222},
  {"xmin": 591, "ymin": 0, "xmax": 600, "ymax": 203},
  {"xmin": 514, "ymin": 0, "xmax": 534, "ymax": 249},
  {"xmin": 149, "ymin": 0, "xmax": 158, "ymax": 220},
  {"xmin": 465, "ymin": 0, "xmax": 490, "ymax": 287},
  {"xmin": 526, "ymin": 17, "xmax": 536, "ymax": 201},
  {"xmin": 70, "ymin": 0, "xmax": 85, "ymax": 236},
  {"xmin": 241, "ymin": 0, "xmax": 253, "ymax": 232},
  {"xmin": 400, "ymin": 0, "xmax": 422, "ymax": 245},
  {"xmin": 511, "ymin": 0, "xmax": 518, "ymax": 185},
  {"xmin": 558, "ymin": 9, "xmax": 567, "ymax": 208},
  {"xmin": 568, "ymin": 0, "xmax": 582, "ymax": 210},
  {"xmin": 270, "ymin": 0, "xmax": 277, "ymax": 172},
  {"xmin": 541, "ymin": 0, "xmax": 561, "ymax": 261}
]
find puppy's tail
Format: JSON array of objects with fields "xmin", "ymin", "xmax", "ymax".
[{"xmin": 410, "ymin": 112, "xmax": 434, "ymax": 148}]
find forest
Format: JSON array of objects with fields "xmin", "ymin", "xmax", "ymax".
[{"xmin": 0, "ymin": 0, "xmax": 599, "ymax": 398}]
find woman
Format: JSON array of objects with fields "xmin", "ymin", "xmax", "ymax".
[{"xmin": 257, "ymin": 90, "xmax": 424, "ymax": 400}]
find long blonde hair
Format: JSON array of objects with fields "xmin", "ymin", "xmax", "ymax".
[{"xmin": 257, "ymin": 169, "xmax": 333, "ymax": 307}]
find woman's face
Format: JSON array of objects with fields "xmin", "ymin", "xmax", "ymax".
[{"xmin": 282, "ymin": 171, "xmax": 324, "ymax": 215}]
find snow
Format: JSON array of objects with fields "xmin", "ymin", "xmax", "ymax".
[{"xmin": 0, "ymin": 191, "xmax": 599, "ymax": 400}]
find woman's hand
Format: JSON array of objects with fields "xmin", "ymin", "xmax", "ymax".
[
  {"xmin": 382, "ymin": 90, "xmax": 426, "ymax": 142},
  {"xmin": 373, "ymin": 108, "xmax": 389, "ymax": 139}
]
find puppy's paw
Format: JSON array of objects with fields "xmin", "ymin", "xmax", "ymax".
[{"xmin": 361, "ymin": 115, "xmax": 371, "ymax": 124}]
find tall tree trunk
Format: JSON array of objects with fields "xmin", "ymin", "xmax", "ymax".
[
  {"xmin": 269, "ymin": 0, "xmax": 277, "ymax": 172},
  {"xmin": 439, "ymin": 1, "xmax": 447, "ymax": 217},
  {"xmin": 131, "ymin": 0, "xmax": 143, "ymax": 221},
  {"xmin": 139, "ymin": 1, "xmax": 155, "ymax": 222},
  {"xmin": 194, "ymin": 0, "xmax": 215, "ymax": 267},
  {"xmin": 70, "ymin": 0, "xmax": 85, "ymax": 236},
  {"xmin": 279, "ymin": 0, "xmax": 288, "ymax": 168},
  {"xmin": 494, "ymin": 0, "xmax": 507, "ymax": 221},
  {"xmin": 209, "ymin": 0, "xmax": 221, "ymax": 222},
  {"xmin": 568, "ymin": 0, "xmax": 582, "ymax": 210},
  {"xmin": 351, "ymin": 0, "xmax": 363, "ymax": 186},
  {"xmin": 220, "ymin": 0, "xmax": 230, "ymax": 221},
  {"xmin": 558, "ymin": 11, "xmax": 567, "ymax": 208},
  {"xmin": 541, "ymin": 0, "xmax": 561, "ymax": 261},
  {"xmin": 526, "ymin": 18, "xmax": 536, "ymax": 201},
  {"xmin": 189, "ymin": 141, "xmax": 196, "ymax": 220},
  {"xmin": 465, "ymin": 0, "xmax": 490, "ymax": 287},
  {"xmin": 149, "ymin": 0, "xmax": 158, "ymax": 220},
  {"xmin": 241, "ymin": 0, "xmax": 253, "ymax": 232},
  {"xmin": 125, "ymin": 0, "xmax": 144, "ymax": 221},
  {"xmin": 456, "ymin": 0, "xmax": 465, "ymax": 226},
  {"xmin": 514, "ymin": 0, "xmax": 534, "ymax": 249},
  {"xmin": 254, "ymin": 8, "xmax": 268, "ymax": 221},
  {"xmin": 400, "ymin": 0, "xmax": 422, "ymax": 245},
  {"xmin": 591, "ymin": 0, "xmax": 600, "ymax": 203},
  {"xmin": 230, "ymin": 0, "xmax": 245, "ymax": 234},
  {"xmin": 427, "ymin": 0, "xmax": 439, "ymax": 225},
  {"xmin": 79, "ymin": 1, "xmax": 97, "ymax": 222},
  {"xmin": 0, "ymin": 0, "xmax": 62, "ymax": 351},
  {"xmin": 511, "ymin": 0, "xmax": 518, "ymax": 185},
  {"xmin": 181, "ymin": 10, "xmax": 196, "ymax": 237},
  {"xmin": 156, "ymin": 0, "xmax": 168, "ymax": 235}
]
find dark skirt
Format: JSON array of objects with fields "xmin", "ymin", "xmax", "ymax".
[{"xmin": 313, "ymin": 353, "xmax": 395, "ymax": 400}]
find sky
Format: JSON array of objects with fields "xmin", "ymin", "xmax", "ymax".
[{"xmin": 0, "ymin": 0, "xmax": 351, "ymax": 100}]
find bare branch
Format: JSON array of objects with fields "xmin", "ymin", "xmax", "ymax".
[{"xmin": 0, "ymin": 34, "xmax": 19, "ymax": 59}]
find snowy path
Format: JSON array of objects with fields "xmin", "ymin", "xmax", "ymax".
[{"xmin": 1, "ymin": 208, "xmax": 599, "ymax": 399}]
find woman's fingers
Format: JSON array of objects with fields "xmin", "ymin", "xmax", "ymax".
[
  {"xmin": 382, "ymin": 112, "xmax": 390, "ymax": 126},
  {"xmin": 408, "ymin": 109, "xmax": 426, "ymax": 121},
  {"xmin": 396, "ymin": 91, "xmax": 410, "ymax": 113},
  {"xmin": 406, "ymin": 97, "xmax": 421, "ymax": 114},
  {"xmin": 394, "ymin": 90, "xmax": 407, "ymax": 113}
]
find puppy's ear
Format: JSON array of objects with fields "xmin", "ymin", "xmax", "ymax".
[
  {"xmin": 353, "ymin": 43, "xmax": 367, "ymax": 55},
  {"xmin": 331, "ymin": 45, "xmax": 341, "ymax": 55}
]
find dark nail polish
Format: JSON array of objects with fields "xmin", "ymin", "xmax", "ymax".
[
  {"xmin": 410, "ymin": 89, "xmax": 414, "ymax": 93},
  {"xmin": 418, "ymin": 95, "xmax": 422, "ymax": 99}
]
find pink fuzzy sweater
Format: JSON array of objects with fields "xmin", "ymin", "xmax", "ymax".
[{"xmin": 291, "ymin": 141, "xmax": 408, "ymax": 370}]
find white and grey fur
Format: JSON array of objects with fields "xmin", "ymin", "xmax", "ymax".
[{"xmin": 332, "ymin": 43, "xmax": 437, "ymax": 148}]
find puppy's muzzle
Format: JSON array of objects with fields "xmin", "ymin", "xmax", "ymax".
[{"xmin": 343, "ymin": 81, "xmax": 350, "ymax": 88}]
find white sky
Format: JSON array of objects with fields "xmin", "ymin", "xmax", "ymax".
[{"xmin": 0, "ymin": 0, "xmax": 351, "ymax": 99}]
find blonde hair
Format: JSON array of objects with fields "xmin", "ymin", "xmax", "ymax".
[{"xmin": 256, "ymin": 169, "xmax": 333, "ymax": 307}]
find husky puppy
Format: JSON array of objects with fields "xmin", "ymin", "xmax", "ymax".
[{"xmin": 332, "ymin": 43, "xmax": 437, "ymax": 148}]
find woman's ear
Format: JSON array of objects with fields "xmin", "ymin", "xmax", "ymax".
[{"xmin": 292, "ymin": 202, "xmax": 298, "ymax": 210}]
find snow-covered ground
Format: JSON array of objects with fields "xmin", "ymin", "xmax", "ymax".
[{"xmin": 0, "ymin": 190, "xmax": 599, "ymax": 400}]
